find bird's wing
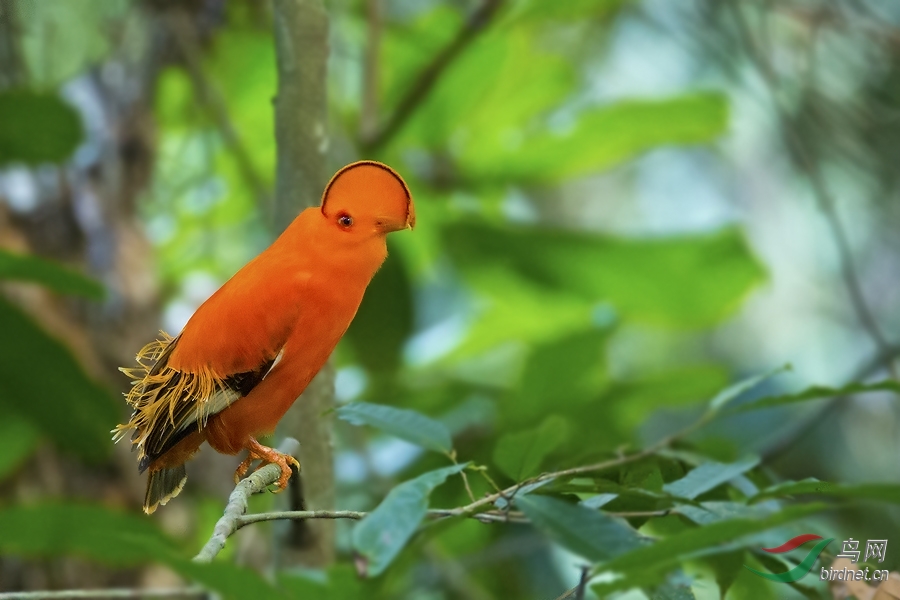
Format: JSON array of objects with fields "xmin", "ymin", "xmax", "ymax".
[
  {"xmin": 114, "ymin": 248, "xmax": 310, "ymax": 470},
  {"xmin": 114, "ymin": 332, "xmax": 284, "ymax": 472}
]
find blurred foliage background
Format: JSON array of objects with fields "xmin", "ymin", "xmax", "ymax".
[{"xmin": 1, "ymin": 0, "xmax": 900, "ymax": 598}]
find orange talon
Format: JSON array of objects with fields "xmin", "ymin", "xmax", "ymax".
[{"xmin": 234, "ymin": 437, "xmax": 301, "ymax": 491}]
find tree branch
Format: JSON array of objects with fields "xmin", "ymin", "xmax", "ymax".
[
  {"xmin": 193, "ymin": 438, "xmax": 301, "ymax": 563},
  {"xmin": 727, "ymin": 0, "xmax": 897, "ymax": 378},
  {"xmin": 359, "ymin": 0, "xmax": 382, "ymax": 140},
  {"xmin": 359, "ymin": 0, "xmax": 504, "ymax": 152},
  {"xmin": 166, "ymin": 9, "xmax": 271, "ymax": 212},
  {"xmin": 270, "ymin": 0, "xmax": 335, "ymax": 569},
  {"xmin": 762, "ymin": 344, "xmax": 900, "ymax": 462}
]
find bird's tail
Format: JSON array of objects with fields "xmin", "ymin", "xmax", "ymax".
[{"xmin": 144, "ymin": 465, "xmax": 187, "ymax": 514}]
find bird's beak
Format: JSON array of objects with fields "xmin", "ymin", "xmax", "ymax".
[{"xmin": 406, "ymin": 201, "xmax": 416, "ymax": 230}]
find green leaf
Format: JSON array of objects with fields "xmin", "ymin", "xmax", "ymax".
[
  {"xmin": 0, "ymin": 248, "xmax": 104, "ymax": 299},
  {"xmin": 663, "ymin": 457, "xmax": 760, "ymax": 500},
  {"xmin": 0, "ymin": 503, "xmax": 286, "ymax": 600},
  {"xmin": 0, "ymin": 298, "xmax": 117, "ymax": 461},
  {"xmin": 592, "ymin": 503, "xmax": 827, "ymax": 577},
  {"xmin": 451, "ymin": 266, "xmax": 597, "ymax": 358},
  {"xmin": 337, "ymin": 401, "xmax": 453, "ymax": 453},
  {"xmin": 750, "ymin": 478, "xmax": 900, "ymax": 505},
  {"xmin": 445, "ymin": 223, "xmax": 764, "ymax": 328},
  {"xmin": 0, "ymin": 410, "xmax": 40, "ymax": 481},
  {"xmin": 398, "ymin": 28, "xmax": 577, "ymax": 152},
  {"xmin": 603, "ymin": 365, "xmax": 730, "ymax": 436},
  {"xmin": 0, "ymin": 89, "xmax": 83, "ymax": 165},
  {"xmin": 676, "ymin": 501, "xmax": 776, "ymax": 526},
  {"xmin": 507, "ymin": 329, "xmax": 610, "ymax": 426},
  {"xmin": 728, "ymin": 380, "xmax": 900, "ymax": 414},
  {"xmin": 493, "ymin": 415, "xmax": 568, "ymax": 479},
  {"xmin": 173, "ymin": 560, "xmax": 287, "ymax": 600},
  {"xmin": 707, "ymin": 366, "xmax": 790, "ymax": 413},
  {"xmin": 344, "ymin": 249, "xmax": 413, "ymax": 374},
  {"xmin": 725, "ymin": 554, "xmax": 778, "ymax": 600},
  {"xmin": 204, "ymin": 29, "xmax": 277, "ymax": 180},
  {"xmin": 352, "ymin": 463, "xmax": 467, "ymax": 576},
  {"xmin": 517, "ymin": 494, "xmax": 644, "ymax": 562},
  {"xmin": 460, "ymin": 93, "xmax": 730, "ymax": 183},
  {"xmin": 0, "ymin": 503, "xmax": 173, "ymax": 566}
]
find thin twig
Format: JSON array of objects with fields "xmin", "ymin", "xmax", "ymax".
[
  {"xmin": 0, "ymin": 589, "xmax": 206, "ymax": 600},
  {"xmin": 550, "ymin": 565, "xmax": 590, "ymax": 600},
  {"xmin": 574, "ymin": 565, "xmax": 590, "ymax": 600},
  {"xmin": 166, "ymin": 9, "xmax": 271, "ymax": 211},
  {"xmin": 728, "ymin": 0, "xmax": 897, "ymax": 378},
  {"xmin": 198, "ymin": 428, "xmax": 687, "ymax": 560},
  {"xmin": 447, "ymin": 432, "xmax": 681, "ymax": 519},
  {"xmin": 236, "ymin": 507, "xmax": 529, "ymax": 527},
  {"xmin": 360, "ymin": 0, "xmax": 382, "ymax": 140},
  {"xmin": 360, "ymin": 0, "xmax": 504, "ymax": 151},
  {"xmin": 193, "ymin": 438, "xmax": 301, "ymax": 562},
  {"xmin": 238, "ymin": 509, "xmax": 365, "ymax": 528},
  {"xmin": 762, "ymin": 344, "xmax": 900, "ymax": 461}
]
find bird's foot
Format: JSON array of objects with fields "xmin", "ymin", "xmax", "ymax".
[{"xmin": 234, "ymin": 437, "xmax": 301, "ymax": 492}]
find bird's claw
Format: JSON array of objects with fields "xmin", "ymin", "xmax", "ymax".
[{"xmin": 233, "ymin": 438, "xmax": 301, "ymax": 491}]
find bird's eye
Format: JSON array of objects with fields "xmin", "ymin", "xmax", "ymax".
[{"xmin": 338, "ymin": 215, "xmax": 353, "ymax": 228}]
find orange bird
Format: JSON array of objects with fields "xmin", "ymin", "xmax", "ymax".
[{"xmin": 113, "ymin": 161, "xmax": 414, "ymax": 514}]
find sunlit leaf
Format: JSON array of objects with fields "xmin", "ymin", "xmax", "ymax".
[
  {"xmin": 0, "ymin": 248, "xmax": 104, "ymax": 299},
  {"xmin": 397, "ymin": 28, "xmax": 577, "ymax": 150},
  {"xmin": 517, "ymin": 494, "xmax": 644, "ymax": 562},
  {"xmin": 460, "ymin": 94, "xmax": 730, "ymax": 183},
  {"xmin": 663, "ymin": 457, "xmax": 760, "ymax": 500},
  {"xmin": 506, "ymin": 0, "xmax": 626, "ymax": 23},
  {"xmin": 379, "ymin": 5, "xmax": 462, "ymax": 114},
  {"xmin": 0, "ymin": 89, "xmax": 82, "ymax": 165},
  {"xmin": 493, "ymin": 415, "xmax": 568, "ymax": 479},
  {"xmin": 353, "ymin": 463, "xmax": 467, "ymax": 576},
  {"xmin": 445, "ymin": 223, "xmax": 764, "ymax": 327},
  {"xmin": 337, "ymin": 401, "xmax": 453, "ymax": 453},
  {"xmin": 204, "ymin": 29, "xmax": 277, "ymax": 180},
  {"xmin": 451, "ymin": 266, "xmax": 597, "ymax": 358},
  {"xmin": 16, "ymin": 1, "xmax": 126, "ymax": 86},
  {"xmin": 0, "ymin": 298, "xmax": 117, "ymax": 461}
]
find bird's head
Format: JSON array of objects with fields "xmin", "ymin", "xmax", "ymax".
[{"xmin": 320, "ymin": 161, "xmax": 415, "ymax": 236}]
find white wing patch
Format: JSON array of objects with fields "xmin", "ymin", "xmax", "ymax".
[{"xmin": 176, "ymin": 346, "xmax": 285, "ymax": 435}]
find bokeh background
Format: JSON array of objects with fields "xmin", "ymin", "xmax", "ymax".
[{"xmin": 1, "ymin": 0, "xmax": 899, "ymax": 598}]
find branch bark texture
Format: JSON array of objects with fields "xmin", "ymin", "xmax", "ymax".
[
  {"xmin": 194, "ymin": 438, "xmax": 301, "ymax": 562},
  {"xmin": 271, "ymin": 0, "xmax": 335, "ymax": 568}
]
